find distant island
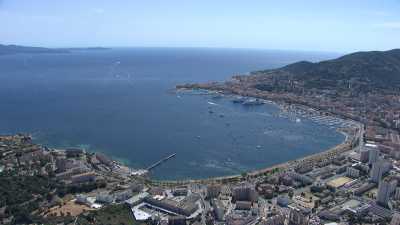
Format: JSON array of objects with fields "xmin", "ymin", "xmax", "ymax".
[{"xmin": 0, "ymin": 44, "xmax": 110, "ymax": 55}]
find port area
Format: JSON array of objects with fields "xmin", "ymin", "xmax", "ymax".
[{"xmin": 175, "ymin": 88, "xmax": 361, "ymax": 130}]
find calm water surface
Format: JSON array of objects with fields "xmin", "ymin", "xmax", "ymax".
[{"xmin": 0, "ymin": 48, "xmax": 343, "ymax": 180}]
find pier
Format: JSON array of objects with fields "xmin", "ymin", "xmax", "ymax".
[{"xmin": 146, "ymin": 153, "xmax": 177, "ymax": 171}]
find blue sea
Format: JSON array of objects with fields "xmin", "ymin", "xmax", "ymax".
[{"xmin": 0, "ymin": 48, "xmax": 343, "ymax": 180}]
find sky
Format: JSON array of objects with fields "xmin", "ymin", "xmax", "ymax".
[{"xmin": 0, "ymin": 0, "xmax": 399, "ymax": 52}]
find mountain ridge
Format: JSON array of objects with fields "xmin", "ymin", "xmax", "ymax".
[{"xmin": 273, "ymin": 48, "xmax": 400, "ymax": 88}]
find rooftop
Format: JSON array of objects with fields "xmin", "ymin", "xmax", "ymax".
[{"xmin": 327, "ymin": 176, "xmax": 353, "ymax": 188}]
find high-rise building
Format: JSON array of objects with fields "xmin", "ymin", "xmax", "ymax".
[
  {"xmin": 377, "ymin": 178, "xmax": 398, "ymax": 206},
  {"xmin": 260, "ymin": 213, "xmax": 285, "ymax": 225},
  {"xmin": 370, "ymin": 160, "xmax": 391, "ymax": 183},
  {"xmin": 232, "ymin": 184, "xmax": 258, "ymax": 202},
  {"xmin": 368, "ymin": 148, "xmax": 379, "ymax": 165},
  {"xmin": 288, "ymin": 208, "xmax": 308, "ymax": 225},
  {"xmin": 210, "ymin": 198, "xmax": 225, "ymax": 221},
  {"xmin": 207, "ymin": 184, "xmax": 221, "ymax": 199},
  {"xmin": 395, "ymin": 188, "xmax": 400, "ymax": 200},
  {"xmin": 360, "ymin": 149, "xmax": 369, "ymax": 163},
  {"xmin": 391, "ymin": 213, "xmax": 400, "ymax": 225},
  {"xmin": 346, "ymin": 167, "xmax": 360, "ymax": 178}
]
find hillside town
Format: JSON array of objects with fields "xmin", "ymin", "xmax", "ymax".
[{"xmin": 177, "ymin": 62, "xmax": 400, "ymax": 132}]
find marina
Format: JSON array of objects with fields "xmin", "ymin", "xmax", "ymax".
[{"xmin": 197, "ymin": 90, "xmax": 359, "ymax": 130}]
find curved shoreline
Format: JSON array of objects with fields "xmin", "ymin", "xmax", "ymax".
[
  {"xmin": 149, "ymin": 126, "xmax": 356, "ymax": 186},
  {"xmin": 148, "ymin": 90, "xmax": 361, "ymax": 185}
]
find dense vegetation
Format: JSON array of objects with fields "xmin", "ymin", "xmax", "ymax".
[
  {"xmin": 0, "ymin": 170, "xmax": 108, "ymax": 224},
  {"xmin": 0, "ymin": 171, "xmax": 58, "ymax": 224},
  {"xmin": 57, "ymin": 180, "xmax": 107, "ymax": 197},
  {"xmin": 76, "ymin": 204, "xmax": 147, "ymax": 225}
]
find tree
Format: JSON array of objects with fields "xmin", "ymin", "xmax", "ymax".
[{"xmin": 288, "ymin": 190, "xmax": 294, "ymax": 199}]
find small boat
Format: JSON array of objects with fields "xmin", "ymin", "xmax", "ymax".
[
  {"xmin": 232, "ymin": 97, "xmax": 245, "ymax": 103},
  {"xmin": 242, "ymin": 98, "xmax": 264, "ymax": 106},
  {"xmin": 212, "ymin": 95, "xmax": 223, "ymax": 99}
]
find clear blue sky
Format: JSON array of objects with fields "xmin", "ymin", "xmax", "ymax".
[{"xmin": 1, "ymin": 0, "xmax": 399, "ymax": 52}]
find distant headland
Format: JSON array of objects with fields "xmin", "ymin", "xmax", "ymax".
[{"xmin": 0, "ymin": 44, "xmax": 110, "ymax": 55}]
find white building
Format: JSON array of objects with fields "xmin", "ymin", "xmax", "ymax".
[
  {"xmin": 346, "ymin": 167, "xmax": 360, "ymax": 178},
  {"xmin": 96, "ymin": 192, "xmax": 114, "ymax": 204},
  {"xmin": 132, "ymin": 208, "xmax": 152, "ymax": 221},
  {"xmin": 125, "ymin": 192, "xmax": 149, "ymax": 206},
  {"xmin": 75, "ymin": 194, "xmax": 90, "ymax": 205},
  {"xmin": 115, "ymin": 189, "xmax": 133, "ymax": 202}
]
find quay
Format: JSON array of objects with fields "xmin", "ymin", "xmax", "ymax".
[{"xmin": 146, "ymin": 153, "xmax": 177, "ymax": 171}]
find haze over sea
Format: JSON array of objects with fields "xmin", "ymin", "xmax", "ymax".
[{"xmin": 0, "ymin": 48, "xmax": 344, "ymax": 180}]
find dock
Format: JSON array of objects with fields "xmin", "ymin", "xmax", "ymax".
[{"xmin": 146, "ymin": 153, "xmax": 177, "ymax": 170}]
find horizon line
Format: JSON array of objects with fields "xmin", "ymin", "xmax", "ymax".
[{"xmin": 0, "ymin": 43, "xmax": 352, "ymax": 55}]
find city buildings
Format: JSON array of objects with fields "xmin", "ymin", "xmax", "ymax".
[
  {"xmin": 368, "ymin": 147, "xmax": 379, "ymax": 165},
  {"xmin": 377, "ymin": 177, "xmax": 398, "ymax": 206},
  {"xmin": 207, "ymin": 184, "xmax": 221, "ymax": 199},
  {"xmin": 346, "ymin": 167, "xmax": 360, "ymax": 178},
  {"xmin": 360, "ymin": 148, "xmax": 369, "ymax": 163},
  {"xmin": 371, "ymin": 160, "xmax": 391, "ymax": 183},
  {"xmin": 232, "ymin": 184, "xmax": 258, "ymax": 202},
  {"xmin": 288, "ymin": 208, "xmax": 309, "ymax": 225}
]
